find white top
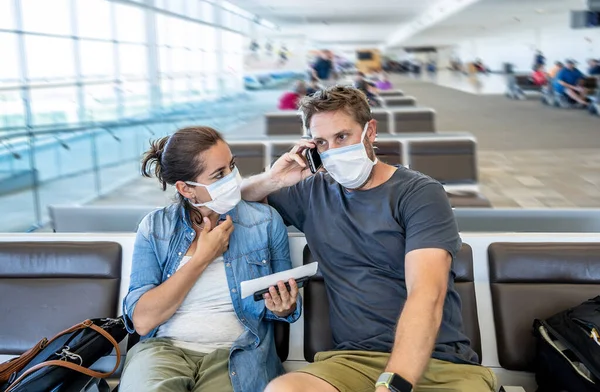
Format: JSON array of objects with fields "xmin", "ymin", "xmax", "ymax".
[{"xmin": 156, "ymin": 256, "xmax": 245, "ymax": 353}]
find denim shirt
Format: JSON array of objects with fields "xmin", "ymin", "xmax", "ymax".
[{"xmin": 122, "ymin": 201, "xmax": 302, "ymax": 392}]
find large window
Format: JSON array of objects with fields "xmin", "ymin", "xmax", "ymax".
[{"xmin": 0, "ymin": 0, "xmax": 255, "ymax": 130}]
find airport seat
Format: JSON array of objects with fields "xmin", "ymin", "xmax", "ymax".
[
  {"xmin": 270, "ymin": 143, "xmax": 295, "ymax": 165},
  {"xmin": 378, "ymin": 89, "xmax": 404, "ymax": 97},
  {"xmin": 230, "ymin": 143, "xmax": 267, "ymax": 176},
  {"xmin": 382, "ymin": 96, "xmax": 416, "ymax": 107},
  {"xmin": 371, "ymin": 109, "xmax": 391, "ymax": 134},
  {"xmin": 373, "ymin": 140, "xmax": 403, "ymax": 166},
  {"xmin": 505, "ymin": 74, "xmax": 541, "ymax": 100},
  {"xmin": 49, "ymin": 205, "xmax": 158, "ymax": 233},
  {"xmin": 0, "ymin": 241, "xmax": 127, "ymax": 378},
  {"xmin": 390, "ymin": 108, "xmax": 436, "ymax": 133},
  {"xmin": 446, "ymin": 191, "xmax": 492, "ymax": 208},
  {"xmin": 0, "ymin": 240, "xmax": 290, "ymax": 387},
  {"xmin": 408, "ymin": 140, "xmax": 477, "ymax": 185},
  {"xmin": 265, "ymin": 112, "xmax": 304, "ymax": 136},
  {"xmin": 302, "ymin": 243, "xmax": 482, "ymax": 363},
  {"xmin": 488, "ymin": 242, "xmax": 600, "ymax": 371}
]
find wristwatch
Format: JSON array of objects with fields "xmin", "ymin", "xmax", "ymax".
[{"xmin": 375, "ymin": 372, "xmax": 413, "ymax": 392}]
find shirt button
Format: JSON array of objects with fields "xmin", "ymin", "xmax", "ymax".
[
  {"xmin": 225, "ymin": 263, "xmax": 231, "ymax": 267},
  {"xmin": 240, "ymin": 318, "xmax": 245, "ymax": 323},
  {"xmin": 178, "ymin": 252, "xmax": 182, "ymax": 256},
  {"xmin": 231, "ymin": 371, "xmax": 236, "ymax": 376},
  {"xmin": 262, "ymin": 260, "xmax": 267, "ymax": 264},
  {"xmin": 167, "ymin": 274, "xmax": 171, "ymax": 278},
  {"xmin": 231, "ymin": 288, "xmax": 237, "ymax": 293}
]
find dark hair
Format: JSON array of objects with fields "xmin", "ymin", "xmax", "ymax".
[
  {"xmin": 141, "ymin": 126, "xmax": 224, "ymax": 194},
  {"xmin": 298, "ymin": 85, "xmax": 372, "ymax": 132}
]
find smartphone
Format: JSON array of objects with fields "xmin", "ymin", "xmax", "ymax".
[
  {"xmin": 253, "ymin": 276, "xmax": 310, "ymax": 302},
  {"xmin": 303, "ymin": 148, "xmax": 322, "ymax": 174}
]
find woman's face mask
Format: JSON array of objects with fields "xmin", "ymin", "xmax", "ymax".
[
  {"xmin": 185, "ymin": 166, "xmax": 242, "ymax": 214},
  {"xmin": 319, "ymin": 123, "xmax": 377, "ymax": 189}
]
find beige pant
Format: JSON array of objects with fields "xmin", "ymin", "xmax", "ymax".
[
  {"xmin": 119, "ymin": 338, "xmax": 233, "ymax": 392},
  {"xmin": 298, "ymin": 350, "xmax": 497, "ymax": 392}
]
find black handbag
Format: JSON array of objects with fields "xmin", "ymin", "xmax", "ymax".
[{"xmin": 0, "ymin": 317, "xmax": 127, "ymax": 392}]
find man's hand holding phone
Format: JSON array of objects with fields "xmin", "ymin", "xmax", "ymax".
[{"xmin": 269, "ymin": 139, "xmax": 319, "ymax": 188}]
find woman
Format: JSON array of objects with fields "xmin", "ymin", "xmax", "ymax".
[
  {"xmin": 278, "ymin": 80, "xmax": 307, "ymax": 110},
  {"xmin": 121, "ymin": 126, "xmax": 301, "ymax": 392}
]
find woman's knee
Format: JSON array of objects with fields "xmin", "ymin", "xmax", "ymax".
[{"xmin": 265, "ymin": 374, "xmax": 303, "ymax": 392}]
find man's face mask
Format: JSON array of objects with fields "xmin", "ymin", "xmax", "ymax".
[
  {"xmin": 319, "ymin": 123, "xmax": 377, "ymax": 189},
  {"xmin": 185, "ymin": 166, "xmax": 242, "ymax": 214}
]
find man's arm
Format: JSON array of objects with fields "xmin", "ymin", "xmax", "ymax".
[
  {"xmin": 241, "ymin": 172, "xmax": 282, "ymax": 202},
  {"xmin": 377, "ymin": 248, "xmax": 450, "ymax": 389}
]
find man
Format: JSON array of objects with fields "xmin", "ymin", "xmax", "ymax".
[
  {"xmin": 554, "ymin": 59, "xmax": 587, "ymax": 105},
  {"xmin": 312, "ymin": 50, "xmax": 335, "ymax": 81},
  {"xmin": 241, "ymin": 86, "xmax": 496, "ymax": 392},
  {"xmin": 548, "ymin": 61, "xmax": 563, "ymax": 79},
  {"xmin": 533, "ymin": 50, "xmax": 546, "ymax": 70}
]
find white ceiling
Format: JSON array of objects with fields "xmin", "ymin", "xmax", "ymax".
[
  {"xmin": 403, "ymin": 0, "xmax": 586, "ymax": 47},
  {"xmin": 226, "ymin": 0, "xmax": 440, "ymax": 24}
]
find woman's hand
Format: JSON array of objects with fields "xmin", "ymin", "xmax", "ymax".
[
  {"xmin": 264, "ymin": 279, "xmax": 298, "ymax": 317},
  {"xmin": 193, "ymin": 216, "xmax": 234, "ymax": 266}
]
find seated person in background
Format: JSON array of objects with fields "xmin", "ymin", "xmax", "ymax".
[
  {"xmin": 243, "ymin": 86, "xmax": 496, "ymax": 392},
  {"xmin": 278, "ymin": 80, "xmax": 307, "ymax": 110},
  {"xmin": 375, "ymin": 73, "xmax": 393, "ymax": 90},
  {"xmin": 548, "ymin": 61, "xmax": 564, "ymax": 79},
  {"xmin": 120, "ymin": 126, "xmax": 301, "ymax": 392},
  {"xmin": 306, "ymin": 76, "xmax": 323, "ymax": 96},
  {"xmin": 355, "ymin": 78, "xmax": 382, "ymax": 107},
  {"xmin": 532, "ymin": 64, "xmax": 548, "ymax": 86},
  {"xmin": 588, "ymin": 58, "xmax": 600, "ymax": 76},
  {"xmin": 473, "ymin": 58, "xmax": 488, "ymax": 74},
  {"xmin": 554, "ymin": 59, "xmax": 588, "ymax": 106}
]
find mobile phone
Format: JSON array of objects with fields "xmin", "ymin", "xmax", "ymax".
[
  {"xmin": 253, "ymin": 276, "xmax": 310, "ymax": 302},
  {"xmin": 303, "ymin": 148, "xmax": 322, "ymax": 174}
]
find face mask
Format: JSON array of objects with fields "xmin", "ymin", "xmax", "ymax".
[
  {"xmin": 319, "ymin": 123, "xmax": 377, "ymax": 189},
  {"xmin": 185, "ymin": 167, "xmax": 242, "ymax": 214}
]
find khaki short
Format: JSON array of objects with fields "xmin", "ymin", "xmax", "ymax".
[{"xmin": 298, "ymin": 350, "xmax": 497, "ymax": 392}]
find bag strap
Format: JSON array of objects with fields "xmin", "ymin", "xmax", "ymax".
[{"xmin": 5, "ymin": 321, "xmax": 122, "ymax": 392}]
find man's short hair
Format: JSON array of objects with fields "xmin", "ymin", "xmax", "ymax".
[{"xmin": 298, "ymin": 85, "xmax": 372, "ymax": 133}]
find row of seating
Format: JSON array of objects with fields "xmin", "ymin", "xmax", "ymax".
[
  {"xmin": 227, "ymin": 135, "xmax": 482, "ymax": 188},
  {"xmin": 265, "ymin": 107, "xmax": 436, "ymax": 136},
  {"xmin": 3, "ymin": 232, "xmax": 600, "ymax": 392},
  {"xmin": 506, "ymin": 74, "xmax": 599, "ymax": 116}
]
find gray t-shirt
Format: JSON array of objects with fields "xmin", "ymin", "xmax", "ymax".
[{"xmin": 268, "ymin": 166, "xmax": 478, "ymax": 365}]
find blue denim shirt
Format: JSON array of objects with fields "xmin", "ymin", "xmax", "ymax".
[{"xmin": 122, "ymin": 201, "xmax": 302, "ymax": 392}]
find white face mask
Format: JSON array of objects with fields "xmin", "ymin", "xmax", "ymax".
[
  {"xmin": 185, "ymin": 166, "xmax": 242, "ymax": 214},
  {"xmin": 319, "ymin": 123, "xmax": 377, "ymax": 189}
]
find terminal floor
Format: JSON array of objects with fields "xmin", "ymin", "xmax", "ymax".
[{"xmin": 93, "ymin": 74, "xmax": 600, "ymax": 210}]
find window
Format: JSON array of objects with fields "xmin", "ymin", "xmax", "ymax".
[
  {"xmin": 76, "ymin": 0, "xmax": 112, "ymax": 40},
  {"xmin": 80, "ymin": 41, "xmax": 114, "ymax": 80},
  {"xmin": 0, "ymin": 0, "xmax": 14, "ymax": 29},
  {"xmin": 83, "ymin": 84, "xmax": 118, "ymax": 121},
  {"xmin": 115, "ymin": 3, "xmax": 145, "ymax": 43},
  {"xmin": 25, "ymin": 36, "xmax": 75, "ymax": 82},
  {"xmin": 0, "ymin": 91, "xmax": 24, "ymax": 128},
  {"xmin": 21, "ymin": 0, "xmax": 72, "ymax": 36},
  {"xmin": 200, "ymin": 1, "xmax": 214, "ymax": 23},
  {"xmin": 0, "ymin": 33, "xmax": 20, "ymax": 87},
  {"xmin": 30, "ymin": 86, "xmax": 78, "ymax": 126},
  {"xmin": 119, "ymin": 44, "xmax": 147, "ymax": 79}
]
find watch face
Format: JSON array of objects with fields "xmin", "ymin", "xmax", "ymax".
[{"xmin": 389, "ymin": 374, "xmax": 413, "ymax": 392}]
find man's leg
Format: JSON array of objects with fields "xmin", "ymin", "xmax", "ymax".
[
  {"xmin": 119, "ymin": 338, "xmax": 198, "ymax": 392},
  {"xmin": 566, "ymin": 88, "xmax": 588, "ymax": 105},
  {"xmin": 415, "ymin": 358, "xmax": 497, "ymax": 392},
  {"xmin": 265, "ymin": 350, "xmax": 389, "ymax": 392}
]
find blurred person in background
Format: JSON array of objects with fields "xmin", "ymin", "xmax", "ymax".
[
  {"xmin": 533, "ymin": 50, "xmax": 546, "ymax": 70},
  {"xmin": 375, "ymin": 73, "xmax": 393, "ymax": 91},
  {"xmin": 548, "ymin": 61, "xmax": 564, "ymax": 79},
  {"xmin": 312, "ymin": 50, "xmax": 336, "ymax": 82},
  {"xmin": 120, "ymin": 126, "xmax": 301, "ymax": 392},
  {"xmin": 531, "ymin": 64, "xmax": 548, "ymax": 86},
  {"xmin": 554, "ymin": 59, "xmax": 587, "ymax": 106},
  {"xmin": 279, "ymin": 80, "xmax": 307, "ymax": 110}
]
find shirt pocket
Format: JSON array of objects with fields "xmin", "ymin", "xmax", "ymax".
[{"xmin": 244, "ymin": 247, "xmax": 272, "ymax": 279}]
